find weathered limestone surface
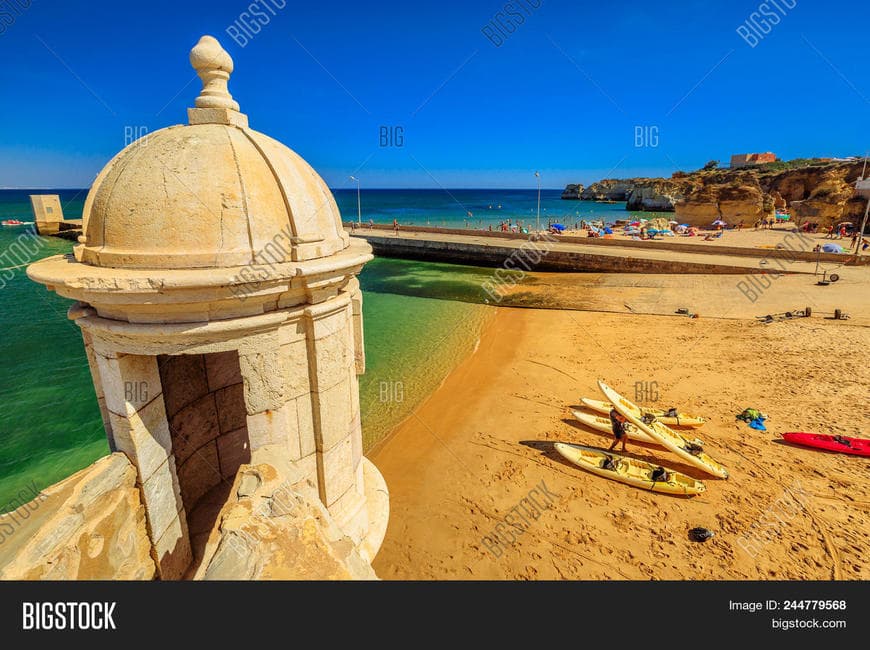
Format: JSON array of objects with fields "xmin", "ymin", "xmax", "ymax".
[
  {"xmin": 159, "ymin": 351, "xmax": 250, "ymax": 518},
  {"xmin": 0, "ymin": 454, "xmax": 381, "ymax": 580},
  {"xmin": 194, "ymin": 463, "xmax": 376, "ymax": 580},
  {"xmin": 791, "ymin": 177, "xmax": 866, "ymax": 227},
  {"xmin": 25, "ymin": 34, "xmax": 389, "ymax": 579},
  {"xmin": 0, "ymin": 454, "xmax": 155, "ymax": 580}
]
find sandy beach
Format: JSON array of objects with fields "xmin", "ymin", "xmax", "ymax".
[{"xmin": 371, "ymin": 274, "xmax": 870, "ymax": 580}]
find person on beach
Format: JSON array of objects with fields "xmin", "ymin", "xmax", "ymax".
[
  {"xmin": 608, "ymin": 408, "xmax": 629, "ymax": 452},
  {"xmin": 393, "ymin": 219, "xmax": 399, "ymax": 236}
]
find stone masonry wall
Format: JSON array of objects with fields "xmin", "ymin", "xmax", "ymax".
[{"xmin": 158, "ymin": 352, "xmax": 250, "ymax": 514}]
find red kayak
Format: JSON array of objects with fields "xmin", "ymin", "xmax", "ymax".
[{"xmin": 782, "ymin": 432, "xmax": 870, "ymax": 457}]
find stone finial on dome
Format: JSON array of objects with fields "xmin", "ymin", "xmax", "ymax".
[
  {"xmin": 187, "ymin": 35, "xmax": 248, "ymax": 127},
  {"xmin": 191, "ymin": 35, "xmax": 238, "ymax": 110}
]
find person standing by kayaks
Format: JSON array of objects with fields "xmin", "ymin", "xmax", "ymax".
[{"xmin": 608, "ymin": 408, "xmax": 629, "ymax": 452}]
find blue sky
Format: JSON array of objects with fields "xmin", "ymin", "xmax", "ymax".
[{"xmin": 0, "ymin": 0, "xmax": 867, "ymax": 189}]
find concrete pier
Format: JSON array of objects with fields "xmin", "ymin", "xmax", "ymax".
[
  {"xmin": 347, "ymin": 225, "xmax": 830, "ymax": 275},
  {"xmin": 28, "ymin": 194, "xmax": 83, "ymax": 240}
]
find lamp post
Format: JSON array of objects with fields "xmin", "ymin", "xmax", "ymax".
[
  {"xmin": 535, "ymin": 171, "xmax": 541, "ymax": 233},
  {"xmin": 349, "ymin": 175, "xmax": 361, "ymax": 224}
]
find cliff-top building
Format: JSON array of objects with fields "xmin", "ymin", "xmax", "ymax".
[
  {"xmin": 25, "ymin": 35, "xmax": 388, "ymax": 579},
  {"xmin": 730, "ymin": 152, "xmax": 777, "ymax": 168}
]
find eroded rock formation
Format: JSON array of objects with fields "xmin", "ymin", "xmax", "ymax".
[
  {"xmin": 676, "ymin": 179, "xmax": 773, "ymax": 224},
  {"xmin": 561, "ymin": 184, "xmax": 584, "ymax": 199},
  {"xmin": 627, "ymin": 178, "xmax": 694, "ymax": 211},
  {"xmin": 564, "ymin": 160, "xmax": 868, "ymax": 228},
  {"xmin": 194, "ymin": 462, "xmax": 377, "ymax": 580},
  {"xmin": 0, "ymin": 453, "xmax": 380, "ymax": 580},
  {"xmin": 0, "ymin": 453, "xmax": 155, "ymax": 580},
  {"xmin": 580, "ymin": 179, "xmax": 639, "ymax": 201},
  {"xmin": 790, "ymin": 176, "xmax": 866, "ymax": 226},
  {"xmin": 579, "ymin": 177, "xmax": 696, "ymax": 211}
]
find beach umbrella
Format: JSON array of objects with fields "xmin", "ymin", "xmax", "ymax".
[
  {"xmin": 603, "ymin": 227, "xmax": 613, "ymax": 234},
  {"xmin": 712, "ymin": 219, "xmax": 726, "ymax": 226},
  {"xmin": 821, "ymin": 243, "xmax": 844, "ymax": 253},
  {"xmin": 551, "ymin": 223, "xmax": 565, "ymax": 232},
  {"xmin": 668, "ymin": 220, "xmax": 678, "ymax": 224},
  {"xmin": 629, "ymin": 221, "xmax": 640, "ymax": 226}
]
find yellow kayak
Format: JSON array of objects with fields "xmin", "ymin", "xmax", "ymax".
[
  {"xmin": 571, "ymin": 410, "xmax": 704, "ymax": 447},
  {"xmin": 554, "ymin": 443, "xmax": 706, "ymax": 496},
  {"xmin": 580, "ymin": 397, "xmax": 707, "ymax": 428},
  {"xmin": 598, "ymin": 381, "xmax": 729, "ymax": 479}
]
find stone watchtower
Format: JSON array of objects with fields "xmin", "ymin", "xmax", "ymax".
[{"xmin": 27, "ymin": 36, "xmax": 388, "ymax": 579}]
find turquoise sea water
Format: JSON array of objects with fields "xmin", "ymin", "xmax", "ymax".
[{"xmin": 0, "ymin": 189, "xmax": 635, "ymax": 508}]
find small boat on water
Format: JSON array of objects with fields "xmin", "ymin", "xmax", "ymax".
[{"xmin": 1, "ymin": 219, "xmax": 26, "ymax": 226}]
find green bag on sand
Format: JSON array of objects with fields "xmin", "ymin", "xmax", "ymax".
[{"xmin": 736, "ymin": 408, "xmax": 766, "ymax": 422}]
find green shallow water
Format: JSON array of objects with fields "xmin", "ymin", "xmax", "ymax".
[
  {"xmin": 357, "ymin": 258, "xmax": 495, "ymax": 448},
  {"xmin": 0, "ymin": 195, "xmax": 494, "ymax": 507}
]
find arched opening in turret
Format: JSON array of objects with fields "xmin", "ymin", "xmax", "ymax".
[{"xmin": 157, "ymin": 350, "xmax": 250, "ymax": 569}]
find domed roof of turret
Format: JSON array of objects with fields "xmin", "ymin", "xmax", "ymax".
[{"xmin": 78, "ymin": 35, "xmax": 349, "ymax": 269}]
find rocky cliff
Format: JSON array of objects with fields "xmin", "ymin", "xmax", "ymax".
[
  {"xmin": 787, "ymin": 176, "xmax": 867, "ymax": 225},
  {"xmin": 561, "ymin": 184, "xmax": 584, "ymax": 199},
  {"xmin": 0, "ymin": 453, "xmax": 379, "ymax": 580},
  {"xmin": 676, "ymin": 176, "xmax": 774, "ymax": 224},
  {"xmin": 564, "ymin": 160, "xmax": 868, "ymax": 228},
  {"xmin": 580, "ymin": 179, "xmax": 639, "ymax": 201},
  {"xmin": 627, "ymin": 178, "xmax": 695, "ymax": 211},
  {"xmin": 577, "ymin": 177, "xmax": 695, "ymax": 210},
  {"xmin": 0, "ymin": 453, "xmax": 155, "ymax": 580},
  {"xmin": 194, "ymin": 462, "xmax": 377, "ymax": 580}
]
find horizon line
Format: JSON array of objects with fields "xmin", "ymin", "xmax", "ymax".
[{"xmin": 1, "ymin": 186, "xmax": 570, "ymax": 192}]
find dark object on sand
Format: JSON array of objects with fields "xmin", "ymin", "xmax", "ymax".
[
  {"xmin": 689, "ymin": 527, "xmax": 715, "ymax": 542},
  {"xmin": 816, "ymin": 271, "xmax": 840, "ymax": 286}
]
